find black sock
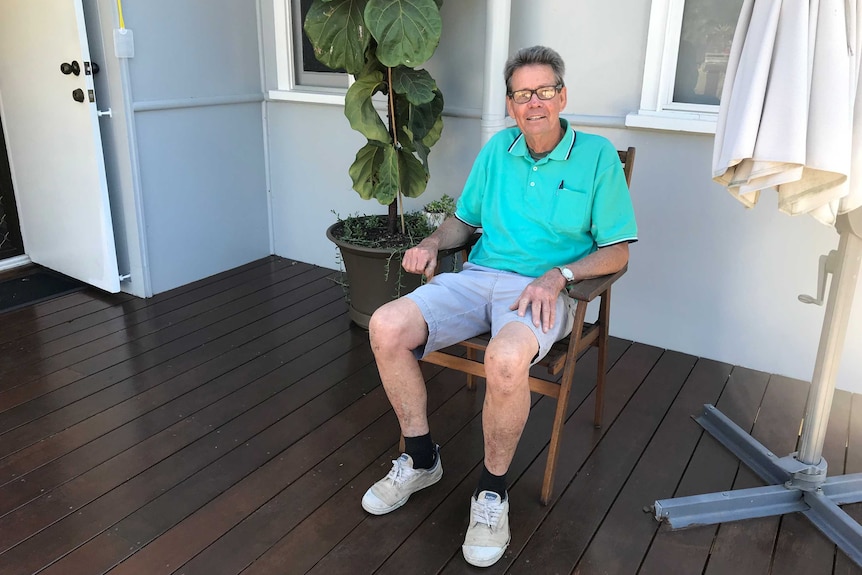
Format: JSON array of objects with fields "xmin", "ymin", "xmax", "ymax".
[
  {"xmin": 475, "ymin": 465, "xmax": 507, "ymax": 500},
  {"xmin": 404, "ymin": 433, "xmax": 435, "ymax": 469}
]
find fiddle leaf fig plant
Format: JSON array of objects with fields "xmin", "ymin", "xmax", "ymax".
[{"xmin": 304, "ymin": 0, "xmax": 445, "ymax": 234}]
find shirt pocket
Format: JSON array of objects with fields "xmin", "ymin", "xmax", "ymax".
[{"xmin": 551, "ymin": 186, "xmax": 591, "ymax": 233}]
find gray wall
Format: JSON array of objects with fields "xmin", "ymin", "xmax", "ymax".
[
  {"xmin": 120, "ymin": 0, "xmax": 269, "ymax": 294},
  {"xmin": 262, "ymin": 0, "xmax": 862, "ymax": 393}
]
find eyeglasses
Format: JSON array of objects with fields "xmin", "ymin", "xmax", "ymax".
[{"xmin": 507, "ymin": 84, "xmax": 563, "ymax": 104}]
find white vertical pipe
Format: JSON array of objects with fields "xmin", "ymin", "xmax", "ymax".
[{"xmin": 481, "ymin": 0, "xmax": 512, "ymax": 145}]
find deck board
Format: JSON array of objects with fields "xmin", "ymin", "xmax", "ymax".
[{"xmin": 0, "ymin": 256, "xmax": 859, "ymax": 574}]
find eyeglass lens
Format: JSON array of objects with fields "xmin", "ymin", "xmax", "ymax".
[{"xmin": 510, "ymin": 86, "xmax": 559, "ymax": 104}]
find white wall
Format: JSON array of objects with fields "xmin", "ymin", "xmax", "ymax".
[
  {"xmin": 263, "ymin": 0, "xmax": 862, "ymax": 393},
  {"xmin": 590, "ymin": 126, "xmax": 861, "ymax": 396},
  {"xmin": 121, "ymin": 0, "xmax": 270, "ymax": 294}
]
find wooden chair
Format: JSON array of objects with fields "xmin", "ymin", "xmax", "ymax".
[{"xmin": 420, "ymin": 147, "xmax": 636, "ymax": 505}]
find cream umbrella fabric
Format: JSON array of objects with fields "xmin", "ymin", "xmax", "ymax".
[{"xmin": 713, "ymin": 0, "xmax": 862, "ymax": 225}]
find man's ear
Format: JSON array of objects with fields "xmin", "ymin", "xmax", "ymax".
[{"xmin": 559, "ymin": 86, "xmax": 568, "ymax": 109}]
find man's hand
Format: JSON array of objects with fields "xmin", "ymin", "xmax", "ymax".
[
  {"xmin": 510, "ymin": 270, "xmax": 567, "ymax": 333},
  {"xmin": 402, "ymin": 240, "xmax": 440, "ymax": 279},
  {"xmin": 401, "ymin": 216, "xmax": 476, "ymax": 280}
]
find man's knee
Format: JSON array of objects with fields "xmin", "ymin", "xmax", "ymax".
[
  {"xmin": 369, "ymin": 297, "xmax": 428, "ymax": 353},
  {"xmin": 485, "ymin": 337, "xmax": 534, "ymax": 392}
]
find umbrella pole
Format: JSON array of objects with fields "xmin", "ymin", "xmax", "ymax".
[
  {"xmin": 797, "ymin": 215, "xmax": 862, "ymax": 467},
  {"xmin": 653, "ymin": 211, "xmax": 862, "ymax": 567}
]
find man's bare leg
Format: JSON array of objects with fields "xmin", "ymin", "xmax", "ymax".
[
  {"xmin": 362, "ymin": 297, "xmax": 442, "ymax": 516},
  {"xmin": 482, "ymin": 321, "xmax": 537, "ymax": 476},
  {"xmin": 368, "ymin": 297, "xmax": 431, "ymax": 437},
  {"xmin": 462, "ymin": 322, "xmax": 534, "ymax": 566}
]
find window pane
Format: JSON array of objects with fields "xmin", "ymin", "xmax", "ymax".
[
  {"xmin": 292, "ymin": 0, "xmax": 348, "ymax": 88},
  {"xmin": 673, "ymin": 0, "xmax": 744, "ymax": 105}
]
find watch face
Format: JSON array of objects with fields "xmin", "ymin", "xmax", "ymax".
[{"xmin": 558, "ymin": 266, "xmax": 573, "ymax": 281}]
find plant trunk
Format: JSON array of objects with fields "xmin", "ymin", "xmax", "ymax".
[
  {"xmin": 385, "ymin": 65, "xmax": 401, "ymax": 236},
  {"xmin": 387, "ymin": 201, "xmax": 398, "ymax": 234}
]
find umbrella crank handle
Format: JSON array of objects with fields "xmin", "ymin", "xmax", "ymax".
[{"xmin": 798, "ymin": 250, "xmax": 839, "ymax": 306}]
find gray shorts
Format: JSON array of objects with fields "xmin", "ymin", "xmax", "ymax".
[{"xmin": 405, "ymin": 262, "xmax": 576, "ymax": 365}]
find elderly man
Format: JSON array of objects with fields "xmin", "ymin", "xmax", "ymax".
[{"xmin": 363, "ymin": 45, "xmax": 638, "ymax": 568}]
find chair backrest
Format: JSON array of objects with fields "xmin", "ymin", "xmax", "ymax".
[{"xmin": 618, "ymin": 146, "xmax": 636, "ymax": 188}]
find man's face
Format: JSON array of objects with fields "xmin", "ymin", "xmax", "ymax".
[{"xmin": 506, "ymin": 64, "xmax": 567, "ymax": 143}]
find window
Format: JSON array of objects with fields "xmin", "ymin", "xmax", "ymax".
[
  {"xmin": 271, "ymin": 0, "xmax": 349, "ymax": 104},
  {"xmin": 290, "ymin": 0, "xmax": 348, "ymax": 89},
  {"xmin": 626, "ymin": 0, "xmax": 744, "ymax": 133}
]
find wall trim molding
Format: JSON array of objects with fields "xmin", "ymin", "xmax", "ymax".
[{"xmin": 133, "ymin": 93, "xmax": 265, "ymax": 112}]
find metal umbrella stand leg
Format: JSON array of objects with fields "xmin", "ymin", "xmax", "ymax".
[{"xmin": 653, "ymin": 212, "xmax": 862, "ymax": 567}]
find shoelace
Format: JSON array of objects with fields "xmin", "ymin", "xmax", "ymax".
[
  {"xmin": 385, "ymin": 458, "xmax": 417, "ymax": 485},
  {"xmin": 472, "ymin": 498, "xmax": 503, "ymax": 529}
]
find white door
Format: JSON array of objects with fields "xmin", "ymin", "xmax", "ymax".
[{"xmin": 0, "ymin": 0, "xmax": 120, "ymax": 292}]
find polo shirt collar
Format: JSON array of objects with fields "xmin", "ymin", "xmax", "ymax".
[{"xmin": 507, "ymin": 118, "xmax": 576, "ymax": 162}]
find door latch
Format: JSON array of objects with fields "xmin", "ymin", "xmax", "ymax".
[
  {"xmin": 71, "ymin": 89, "xmax": 95, "ymax": 103},
  {"xmin": 60, "ymin": 61, "xmax": 81, "ymax": 76}
]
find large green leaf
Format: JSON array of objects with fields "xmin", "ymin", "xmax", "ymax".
[
  {"xmin": 392, "ymin": 68, "xmax": 436, "ymax": 105},
  {"xmin": 415, "ymin": 112, "xmax": 443, "ymax": 172},
  {"xmin": 344, "ymin": 71, "xmax": 390, "ymax": 143},
  {"xmin": 376, "ymin": 146, "xmax": 401, "ymax": 205},
  {"xmin": 349, "ymin": 144, "xmax": 400, "ymax": 205},
  {"xmin": 399, "ymin": 149, "xmax": 429, "ymax": 198},
  {"xmin": 364, "ymin": 0, "xmax": 442, "ymax": 68},
  {"xmin": 411, "ymin": 89, "xmax": 444, "ymax": 142},
  {"xmin": 421, "ymin": 112, "xmax": 444, "ymax": 149},
  {"xmin": 304, "ymin": 0, "xmax": 370, "ymax": 74},
  {"xmin": 349, "ymin": 143, "xmax": 384, "ymax": 200}
]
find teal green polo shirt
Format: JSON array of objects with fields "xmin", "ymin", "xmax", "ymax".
[{"xmin": 455, "ymin": 119, "xmax": 638, "ymax": 277}]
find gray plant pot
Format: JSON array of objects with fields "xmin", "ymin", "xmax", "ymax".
[{"xmin": 326, "ymin": 221, "xmax": 465, "ymax": 329}]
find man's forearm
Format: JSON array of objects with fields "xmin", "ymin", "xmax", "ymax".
[
  {"xmin": 419, "ymin": 216, "xmax": 476, "ymax": 252},
  {"xmin": 565, "ymin": 242, "xmax": 629, "ymax": 282}
]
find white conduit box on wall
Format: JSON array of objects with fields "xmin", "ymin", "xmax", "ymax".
[{"xmin": 113, "ymin": 0, "xmax": 134, "ymax": 58}]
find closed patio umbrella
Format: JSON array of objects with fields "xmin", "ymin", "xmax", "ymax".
[
  {"xmin": 713, "ymin": 0, "xmax": 862, "ymax": 223},
  {"xmin": 654, "ymin": 0, "xmax": 862, "ymax": 566}
]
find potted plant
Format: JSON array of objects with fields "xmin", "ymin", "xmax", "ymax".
[
  {"xmin": 305, "ymin": 0, "xmax": 453, "ymax": 328},
  {"xmin": 422, "ymin": 193, "xmax": 456, "ymax": 229}
]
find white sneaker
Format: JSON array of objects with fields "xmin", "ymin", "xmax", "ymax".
[
  {"xmin": 462, "ymin": 490, "xmax": 510, "ymax": 567},
  {"xmin": 361, "ymin": 447, "xmax": 442, "ymax": 515}
]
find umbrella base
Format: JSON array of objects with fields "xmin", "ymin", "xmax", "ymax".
[
  {"xmin": 655, "ymin": 219, "xmax": 862, "ymax": 568},
  {"xmin": 654, "ymin": 404, "xmax": 862, "ymax": 567}
]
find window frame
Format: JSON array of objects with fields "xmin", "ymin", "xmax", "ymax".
[
  {"xmin": 625, "ymin": 0, "xmax": 724, "ymax": 134},
  {"xmin": 269, "ymin": 0, "xmax": 349, "ymax": 105}
]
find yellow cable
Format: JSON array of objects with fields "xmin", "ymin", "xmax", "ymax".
[{"xmin": 117, "ymin": 0, "xmax": 125, "ymax": 29}]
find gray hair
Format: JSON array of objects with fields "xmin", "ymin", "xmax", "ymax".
[{"xmin": 504, "ymin": 46, "xmax": 566, "ymax": 93}]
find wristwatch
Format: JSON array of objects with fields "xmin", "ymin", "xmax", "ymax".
[{"xmin": 555, "ymin": 265, "xmax": 574, "ymax": 283}]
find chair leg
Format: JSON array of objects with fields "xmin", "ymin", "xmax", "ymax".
[
  {"xmin": 466, "ymin": 348, "xmax": 476, "ymax": 390},
  {"xmin": 593, "ymin": 289, "xmax": 612, "ymax": 428},
  {"xmin": 540, "ymin": 301, "xmax": 588, "ymax": 505},
  {"xmin": 540, "ymin": 380, "xmax": 571, "ymax": 505}
]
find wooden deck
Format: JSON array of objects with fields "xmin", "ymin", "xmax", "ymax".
[{"xmin": 0, "ymin": 256, "xmax": 860, "ymax": 575}]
